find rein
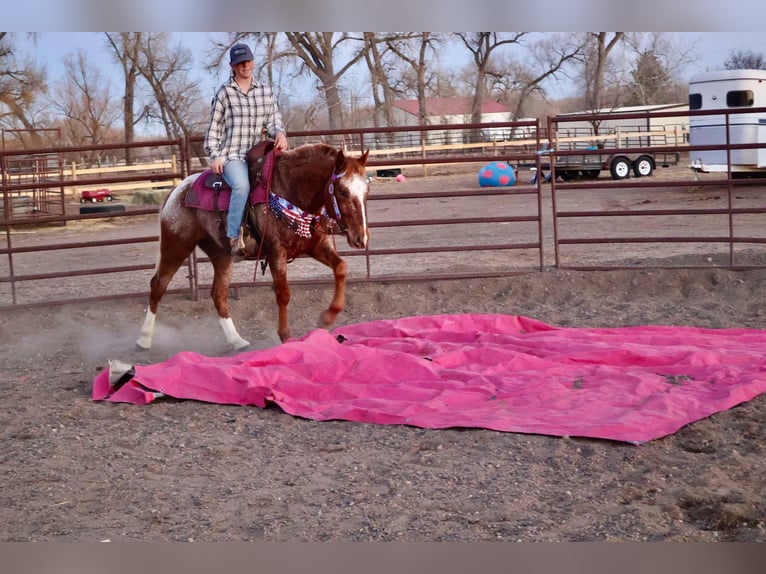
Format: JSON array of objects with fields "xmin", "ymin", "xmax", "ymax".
[{"xmin": 251, "ymin": 149, "xmax": 280, "ymax": 280}]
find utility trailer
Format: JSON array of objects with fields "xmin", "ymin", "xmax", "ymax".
[
  {"xmin": 688, "ymin": 69, "xmax": 766, "ymax": 176},
  {"xmin": 551, "ymin": 148, "xmax": 679, "ymax": 181},
  {"xmin": 545, "ymin": 105, "xmax": 686, "ymax": 181}
]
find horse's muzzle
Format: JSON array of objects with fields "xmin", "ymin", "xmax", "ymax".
[{"xmin": 347, "ymin": 229, "xmax": 368, "ymax": 249}]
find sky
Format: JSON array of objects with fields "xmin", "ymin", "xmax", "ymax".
[
  {"xmin": 17, "ymin": 32, "xmax": 766, "ymax": 103},
  {"xmin": 23, "ymin": 32, "xmax": 228, "ymax": 100},
  {"xmin": 677, "ymin": 32, "xmax": 766, "ymax": 75}
]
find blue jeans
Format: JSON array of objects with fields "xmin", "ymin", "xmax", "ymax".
[{"xmin": 222, "ymin": 159, "xmax": 250, "ymax": 239}]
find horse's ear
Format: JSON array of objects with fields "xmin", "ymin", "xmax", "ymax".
[
  {"xmin": 335, "ymin": 149, "xmax": 346, "ymax": 172},
  {"xmin": 359, "ymin": 149, "xmax": 369, "ymax": 165}
]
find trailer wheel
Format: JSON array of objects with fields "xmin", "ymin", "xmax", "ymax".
[
  {"xmin": 633, "ymin": 155, "xmax": 654, "ymax": 177},
  {"xmin": 582, "ymin": 169, "xmax": 601, "ymax": 180},
  {"xmin": 610, "ymin": 157, "xmax": 631, "ymax": 180}
]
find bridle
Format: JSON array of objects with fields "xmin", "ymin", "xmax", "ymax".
[{"xmin": 324, "ymin": 170, "xmax": 347, "ymax": 236}]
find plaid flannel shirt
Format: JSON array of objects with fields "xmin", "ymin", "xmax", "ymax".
[{"xmin": 204, "ymin": 77, "xmax": 285, "ymax": 164}]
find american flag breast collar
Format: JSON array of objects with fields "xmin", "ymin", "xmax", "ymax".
[{"xmin": 267, "ymin": 170, "xmax": 347, "ymax": 238}]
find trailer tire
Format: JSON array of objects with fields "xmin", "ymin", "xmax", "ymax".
[
  {"xmin": 582, "ymin": 169, "xmax": 601, "ymax": 179},
  {"xmin": 610, "ymin": 157, "xmax": 631, "ymax": 180},
  {"xmin": 633, "ymin": 155, "xmax": 654, "ymax": 177}
]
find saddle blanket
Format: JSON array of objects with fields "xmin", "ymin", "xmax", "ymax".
[
  {"xmin": 91, "ymin": 314, "xmax": 766, "ymax": 444},
  {"xmin": 184, "ymin": 151, "xmax": 276, "ymax": 211}
]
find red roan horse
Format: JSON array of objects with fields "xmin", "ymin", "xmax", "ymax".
[{"xmin": 136, "ymin": 143, "xmax": 370, "ymax": 351}]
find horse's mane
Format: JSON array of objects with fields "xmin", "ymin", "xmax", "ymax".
[{"xmin": 280, "ymin": 142, "xmax": 338, "ymax": 162}]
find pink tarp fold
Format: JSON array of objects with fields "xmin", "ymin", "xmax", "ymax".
[{"xmin": 92, "ymin": 314, "xmax": 766, "ymax": 444}]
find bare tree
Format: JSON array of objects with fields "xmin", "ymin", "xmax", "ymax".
[
  {"xmin": 724, "ymin": 49, "xmax": 766, "ymax": 70},
  {"xmin": 454, "ymin": 33, "xmax": 527, "ymax": 127},
  {"xmin": 50, "ymin": 49, "xmax": 120, "ymax": 159},
  {"xmin": 583, "ymin": 32, "xmax": 625, "ymax": 113},
  {"xmin": 486, "ymin": 33, "xmax": 584, "ymax": 123},
  {"xmin": 382, "ymin": 33, "xmax": 446, "ymax": 129},
  {"xmin": 623, "ymin": 33, "xmax": 693, "ymax": 106},
  {"xmin": 0, "ymin": 32, "xmax": 48, "ymax": 147},
  {"xmin": 133, "ymin": 33, "xmax": 207, "ymax": 143},
  {"xmin": 362, "ymin": 32, "xmax": 398, "ymax": 129},
  {"xmin": 282, "ymin": 32, "xmax": 368, "ymax": 131},
  {"xmin": 568, "ymin": 32, "xmax": 627, "ymax": 138},
  {"xmin": 104, "ymin": 33, "xmax": 142, "ymax": 163}
]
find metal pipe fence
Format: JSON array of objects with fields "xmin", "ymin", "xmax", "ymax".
[{"xmin": 2, "ymin": 113, "xmax": 765, "ymax": 310}]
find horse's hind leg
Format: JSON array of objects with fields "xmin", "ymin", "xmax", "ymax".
[
  {"xmin": 136, "ymin": 235, "xmax": 195, "ymax": 350},
  {"xmin": 202, "ymin": 239, "xmax": 250, "ymax": 351}
]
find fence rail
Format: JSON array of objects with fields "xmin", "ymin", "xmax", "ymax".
[{"xmin": 2, "ymin": 114, "xmax": 765, "ymax": 309}]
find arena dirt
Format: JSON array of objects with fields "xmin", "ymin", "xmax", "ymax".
[{"xmin": 1, "ymin": 167, "xmax": 765, "ymax": 541}]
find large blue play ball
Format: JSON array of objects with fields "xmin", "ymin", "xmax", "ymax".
[{"xmin": 478, "ymin": 161, "xmax": 516, "ymax": 187}]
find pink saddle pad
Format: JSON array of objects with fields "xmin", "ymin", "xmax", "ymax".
[{"xmin": 185, "ymin": 152, "xmax": 275, "ymax": 211}]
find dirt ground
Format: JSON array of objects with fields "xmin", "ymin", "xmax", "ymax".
[{"xmin": 1, "ymin": 166, "xmax": 765, "ymax": 541}]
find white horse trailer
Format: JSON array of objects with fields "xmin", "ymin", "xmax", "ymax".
[{"xmin": 688, "ymin": 69, "xmax": 766, "ymax": 174}]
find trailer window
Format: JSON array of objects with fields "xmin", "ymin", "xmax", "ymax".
[
  {"xmin": 689, "ymin": 93, "xmax": 702, "ymax": 110},
  {"xmin": 727, "ymin": 90, "xmax": 754, "ymax": 107}
]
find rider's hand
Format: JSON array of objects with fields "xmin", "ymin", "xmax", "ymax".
[
  {"xmin": 210, "ymin": 157, "xmax": 224, "ymax": 175},
  {"xmin": 274, "ymin": 132, "xmax": 288, "ymax": 151}
]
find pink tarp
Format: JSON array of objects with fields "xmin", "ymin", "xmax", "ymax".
[{"xmin": 92, "ymin": 314, "xmax": 766, "ymax": 444}]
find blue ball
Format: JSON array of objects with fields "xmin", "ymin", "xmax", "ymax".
[{"xmin": 478, "ymin": 161, "xmax": 516, "ymax": 187}]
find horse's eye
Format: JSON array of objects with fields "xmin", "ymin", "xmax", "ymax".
[{"xmin": 338, "ymin": 187, "xmax": 350, "ymax": 198}]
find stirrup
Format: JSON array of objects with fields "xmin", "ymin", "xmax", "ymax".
[{"xmin": 230, "ymin": 234, "xmax": 246, "ymax": 262}]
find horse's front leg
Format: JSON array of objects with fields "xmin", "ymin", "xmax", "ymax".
[
  {"xmin": 310, "ymin": 241, "xmax": 348, "ymax": 328},
  {"xmin": 269, "ymin": 255, "xmax": 292, "ymax": 342}
]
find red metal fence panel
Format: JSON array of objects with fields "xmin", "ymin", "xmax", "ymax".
[{"xmin": 2, "ymin": 113, "xmax": 765, "ymax": 310}]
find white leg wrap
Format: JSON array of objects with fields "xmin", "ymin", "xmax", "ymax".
[
  {"xmin": 220, "ymin": 317, "xmax": 250, "ymax": 350},
  {"xmin": 136, "ymin": 308, "xmax": 157, "ymax": 349}
]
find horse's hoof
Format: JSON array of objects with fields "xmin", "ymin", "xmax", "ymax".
[
  {"xmin": 319, "ymin": 310, "xmax": 338, "ymax": 327},
  {"xmin": 135, "ymin": 342, "xmax": 150, "ymax": 351},
  {"xmin": 231, "ymin": 339, "xmax": 251, "ymax": 353},
  {"xmin": 229, "ymin": 345, "xmax": 252, "ymax": 356}
]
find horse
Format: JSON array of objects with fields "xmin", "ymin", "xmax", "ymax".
[{"xmin": 136, "ymin": 142, "xmax": 370, "ymax": 351}]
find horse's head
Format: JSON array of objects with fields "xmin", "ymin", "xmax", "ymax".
[{"xmin": 327, "ymin": 149, "xmax": 370, "ymax": 249}]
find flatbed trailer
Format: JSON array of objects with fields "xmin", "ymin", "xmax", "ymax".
[
  {"xmin": 551, "ymin": 150, "xmax": 680, "ymax": 181},
  {"xmin": 542, "ymin": 105, "xmax": 686, "ymax": 180}
]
